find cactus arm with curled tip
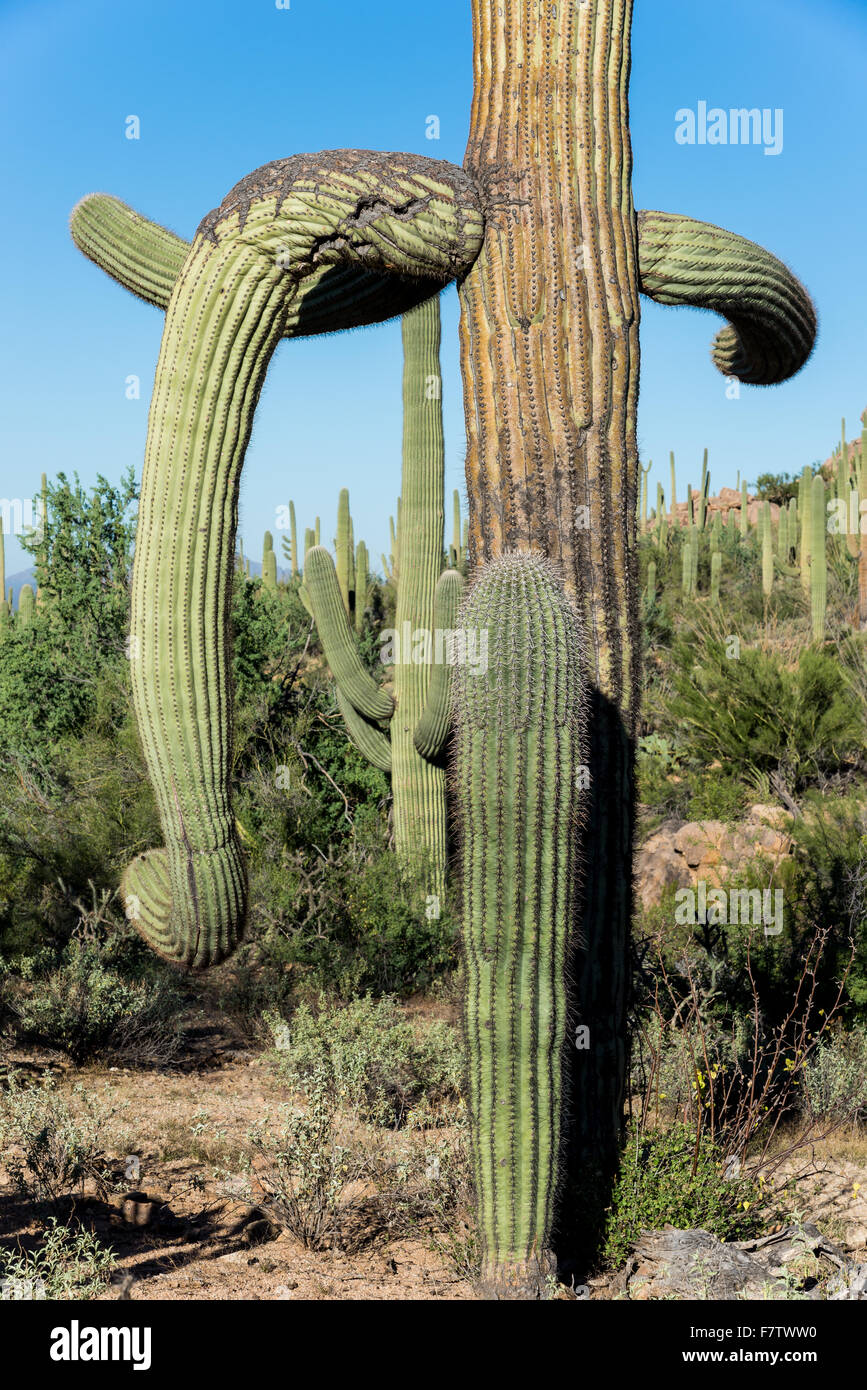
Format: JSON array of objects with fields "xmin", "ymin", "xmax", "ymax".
[
  {"xmin": 453, "ymin": 552, "xmax": 586, "ymax": 1298},
  {"xmin": 636, "ymin": 211, "xmax": 816, "ymax": 385},
  {"xmin": 334, "ymin": 683, "xmax": 392, "ymax": 773},
  {"xmin": 112, "ymin": 150, "xmax": 483, "ymax": 969},
  {"xmin": 413, "ymin": 567, "xmax": 465, "ymax": 760}
]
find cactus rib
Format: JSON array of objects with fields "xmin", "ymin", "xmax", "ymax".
[
  {"xmin": 413, "ymin": 567, "xmax": 465, "ymax": 760},
  {"xmin": 305, "ymin": 546, "xmax": 393, "ymax": 722}
]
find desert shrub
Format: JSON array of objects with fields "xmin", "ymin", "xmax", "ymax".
[
  {"xmin": 0, "ymin": 1219, "xmax": 115, "ymax": 1300},
  {"xmin": 0, "ymin": 1071, "xmax": 124, "ymax": 1203},
  {"xmin": 802, "ymin": 1027, "xmax": 867, "ymax": 1122},
  {"xmin": 246, "ymin": 1065, "xmax": 366, "ymax": 1251},
  {"xmin": 602, "ymin": 1122, "xmax": 765, "ymax": 1268},
  {"xmin": 8, "ymin": 938, "xmax": 186, "ymax": 1067},
  {"xmin": 266, "ymin": 995, "xmax": 465, "ymax": 1128},
  {"xmin": 667, "ymin": 637, "xmax": 864, "ymax": 790}
]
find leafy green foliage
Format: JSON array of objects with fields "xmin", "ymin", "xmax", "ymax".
[
  {"xmin": 602, "ymin": 1122, "xmax": 765, "ymax": 1268},
  {"xmin": 266, "ymin": 995, "xmax": 464, "ymax": 1127}
]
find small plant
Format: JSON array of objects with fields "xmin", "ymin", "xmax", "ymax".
[
  {"xmin": 247, "ymin": 1065, "xmax": 364, "ymax": 1251},
  {"xmin": 802, "ymin": 1027, "xmax": 867, "ymax": 1123},
  {"xmin": 266, "ymin": 995, "xmax": 464, "ymax": 1128},
  {"xmin": 602, "ymin": 1122, "xmax": 765, "ymax": 1269},
  {"xmin": 0, "ymin": 1071, "xmax": 124, "ymax": 1203},
  {"xmin": 9, "ymin": 939, "xmax": 185, "ymax": 1067},
  {"xmin": 0, "ymin": 1219, "xmax": 115, "ymax": 1300}
]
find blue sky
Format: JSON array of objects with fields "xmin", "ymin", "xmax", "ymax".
[{"xmin": 1, "ymin": 0, "xmax": 865, "ymax": 577}]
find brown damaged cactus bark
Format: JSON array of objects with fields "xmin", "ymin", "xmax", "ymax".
[{"xmin": 71, "ymin": 0, "xmax": 815, "ymax": 1294}]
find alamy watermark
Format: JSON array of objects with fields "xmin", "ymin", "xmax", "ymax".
[
  {"xmin": 379, "ymin": 622, "xmax": 488, "ymax": 676},
  {"xmin": 674, "ymin": 881, "xmax": 784, "ymax": 937},
  {"xmin": 675, "ymin": 103, "xmax": 783, "ymax": 157}
]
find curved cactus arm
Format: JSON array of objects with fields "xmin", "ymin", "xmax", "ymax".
[
  {"xmin": 637, "ymin": 210, "xmax": 817, "ymax": 386},
  {"xmin": 111, "ymin": 151, "xmax": 483, "ymax": 970},
  {"xmin": 71, "ymin": 150, "xmax": 484, "ymax": 337},
  {"xmin": 70, "ymin": 194, "xmax": 187, "ymax": 309},
  {"xmin": 413, "ymin": 568, "xmax": 465, "ymax": 760},
  {"xmin": 453, "ymin": 552, "xmax": 586, "ymax": 1298},
  {"xmin": 334, "ymin": 684, "xmax": 392, "ymax": 773},
  {"xmin": 305, "ymin": 545, "xmax": 394, "ymax": 723}
]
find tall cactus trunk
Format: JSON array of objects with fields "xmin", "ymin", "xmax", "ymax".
[
  {"xmin": 458, "ymin": 0, "xmax": 641, "ymax": 1281},
  {"xmin": 392, "ymin": 297, "xmax": 448, "ymax": 891}
]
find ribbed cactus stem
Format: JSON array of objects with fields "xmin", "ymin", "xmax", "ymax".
[
  {"xmin": 453, "ymin": 489, "xmax": 462, "ymax": 564},
  {"xmin": 336, "ymin": 489, "xmax": 352, "ymax": 614},
  {"xmin": 710, "ymin": 551, "xmax": 721, "ymax": 605},
  {"xmin": 761, "ymin": 502, "xmax": 774, "ymax": 598},
  {"xmin": 262, "ymin": 531, "xmax": 277, "ymax": 591},
  {"xmin": 453, "ymin": 552, "xmax": 585, "ymax": 1299},
  {"xmin": 289, "ymin": 501, "xmax": 299, "ymax": 577},
  {"xmin": 354, "ymin": 540, "xmax": 369, "ymax": 634},
  {"xmin": 799, "ymin": 467, "xmax": 812, "ymax": 594},
  {"xmin": 740, "ymin": 479, "xmax": 749, "ymax": 536},
  {"xmin": 391, "ymin": 296, "xmax": 448, "ymax": 887},
  {"xmin": 17, "ymin": 584, "xmax": 36, "ymax": 625},
  {"xmin": 305, "ymin": 546, "xmax": 394, "ymax": 721},
  {"xmin": 810, "ymin": 474, "xmax": 827, "ymax": 641},
  {"xmin": 413, "ymin": 567, "xmax": 465, "ymax": 760},
  {"xmin": 698, "ymin": 449, "xmax": 709, "ymax": 529},
  {"xmin": 669, "ymin": 451, "xmax": 677, "ymax": 516},
  {"xmin": 645, "ymin": 559, "xmax": 657, "ymax": 601}
]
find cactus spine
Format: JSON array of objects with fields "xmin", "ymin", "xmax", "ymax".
[{"xmin": 454, "ymin": 553, "xmax": 585, "ymax": 1297}]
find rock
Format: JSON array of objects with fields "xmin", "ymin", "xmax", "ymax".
[
  {"xmin": 119, "ymin": 1192, "xmax": 154, "ymax": 1228},
  {"xmin": 634, "ymin": 820, "xmax": 691, "ymax": 910},
  {"xmin": 621, "ymin": 1224, "xmax": 867, "ymax": 1301},
  {"xmin": 844, "ymin": 1225, "xmax": 867, "ymax": 1251}
]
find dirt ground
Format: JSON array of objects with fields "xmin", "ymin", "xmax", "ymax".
[{"xmin": 2, "ymin": 1014, "xmax": 866, "ymax": 1302}]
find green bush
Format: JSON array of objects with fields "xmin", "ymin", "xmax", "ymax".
[
  {"xmin": 0, "ymin": 1071, "xmax": 125, "ymax": 1203},
  {"xmin": 8, "ymin": 939, "xmax": 186, "ymax": 1067},
  {"xmin": 802, "ymin": 1027, "xmax": 867, "ymax": 1122},
  {"xmin": 266, "ymin": 995, "xmax": 465, "ymax": 1128},
  {"xmin": 0, "ymin": 1219, "xmax": 115, "ymax": 1300},
  {"xmin": 602, "ymin": 1122, "xmax": 765, "ymax": 1268}
]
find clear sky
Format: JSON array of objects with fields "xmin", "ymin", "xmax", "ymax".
[{"xmin": 1, "ymin": 0, "xmax": 865, "ymax": 577}]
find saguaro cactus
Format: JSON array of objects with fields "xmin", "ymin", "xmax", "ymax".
[
  {"xmin": 453, "ymin": 552, "xmax": 585, "ymax": 1297},
  {"xmin": 810, "ymin": 473, "xmax": 827, "ymax": 641},
  {"xmin": 72, "ymin": 0, "xmax": 816, "ymax": 1287},
  {"xmin": 306, "ymin": 297, "xmax": 461, "ymax": 891}
]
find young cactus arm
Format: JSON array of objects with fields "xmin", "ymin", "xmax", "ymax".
[
  {"xmin": 304, "ymin": 546, "xmax": 394, "ymax": 723},
  {"xmin": 71, "ymin": 149, "xmax": 484, "ymax": 337},
  {"xmin": 413, "ymin": 567, "xmax": 465, "ymax": 760},
  {"xmin": 637, "ymin": 210, "xmax": 817, "ymax": 385},
  {"xmin": 334, "ymin": 684, "xmax": 392, "ymax": 773},
  {"xmin": 115, "ymin": 151, "xmax": 483, "ymax": 970}
]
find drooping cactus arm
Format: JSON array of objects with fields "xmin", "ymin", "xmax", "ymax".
[
  {"xmin": 637, "ymin": 210, "xmax": 817, "ymax": 385},
  {"xmin": 71, "ymin": 151, "xmax": 484, "ymax": 338},
  {"xmin": 334, "ymin": 684, "xmax": 392, "ymax": 773},
  {"xmin": 113, "ymin": 150, "xmax": 484, "ymax": 970}
]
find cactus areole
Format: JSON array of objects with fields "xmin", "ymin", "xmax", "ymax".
[{"xmin": 73, "ymin": 0, "xmax": 815, "ymax": 1294}]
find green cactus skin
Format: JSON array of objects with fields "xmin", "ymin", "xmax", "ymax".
[
  {"xmin": 17, "ymin": 584, "xmax": 36, "ymax": 625},
  {"xmin": 413, "ymin": 567, "xmax": 465, "ymax": 760},
  {"xmin": 453, "ymin": 489, "xmax": 463, "ymax": 566},
  {"xmin": 305, "ymin": 546, "xmax": 394, "ymax": 721},
  {"xmin": 289, "ymin": 501, "xmax": 299, "ymax": 577},
  {"xmin": 391, "ymin": 298, "xmax": 449, "ymax": 884},
  {"xmin": 335, "ymin": 489, "xmax": 352, "ymax": 614},
  {"xmin": 740, "ymin": 479, "xmax": 750, "ymax": 537},
  {"xmin": 669, "ymin": 451, "xmax": 677, "ymax": 516},
  {"xmin": 637, "ymin": 211, "xmax": 816, "ymax": 384},
  {"xmin": 314, "ymin": 517, "xmax": 321, "ymax": 547},
  {"xmin": 334, "ymin": 683, "xmax": 392, "ymax": 773},
  {"xmin": 645, "ymin": 559, "xmax": 657, "ymax": 602},
  {"xmin": 262, "ymin": 532, "xmax": 277, "ymax": 591},
  {"xmin": 799, "ymin": 467, "xmax": 813, "ymax": 594},
  {"xmin": 106, "ymin": 151, "xmax": 483, "ymax": 969},
  {"xmin": 698, "ymin": 449, "xmax": 709, "ymax": 529},
  {"xmin": 761, "ymin": 502, "xmax": 774, "ymax": 598},
  {"xmin": 710, "ymin": 551, "xmax": 721, "ymax": 605},
  {"xmin": 810, "ymin": 474, "xmax": 827, "ymax": 641},
  {"xmin": 354, "ymin": 539, "xmax": 370, "ymax": 635},
  {"xmin": 453, "ymin": 552, "xmax": 585, "ymax": 1299}
]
